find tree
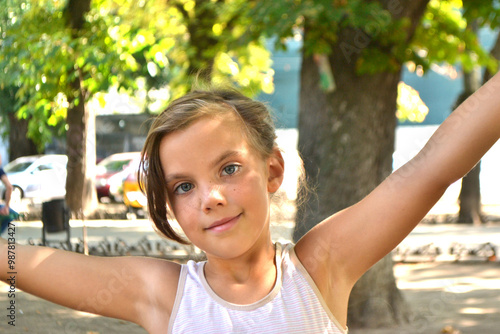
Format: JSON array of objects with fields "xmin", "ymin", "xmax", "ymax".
[
  {"xmin": 1, "ymin": 0, "xmax": 119, "ymax": 215},
  {"xmin": 63, "ymin": 0, "xmax": 96, "ymax": 216},
  {"xmin": 249, "ymin": 0, "xmax": 497, "ymax": 328},
  {"xmin": 295, "ymin": 3, "xmax": 420, "ymax": 326},
  {"xmin": 1, "ymin": 0, "xmax": 274, "ymax": 216},
  {"xmin": 297, "ymin": 1, "xmax": 498, "ymax": 327}
]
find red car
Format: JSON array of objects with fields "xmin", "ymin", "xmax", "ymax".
[{"xmin": 95, "ymin": 152, "xmax": 140, "ymax": 203}]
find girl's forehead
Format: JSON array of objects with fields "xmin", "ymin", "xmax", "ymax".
[
  {"xmin": 159, "ymin": 114, "xmax": 249, "ymax": 159},
  {"xmin": 166, "ymin": 113, "xmax": 243, "ymax": 142}
]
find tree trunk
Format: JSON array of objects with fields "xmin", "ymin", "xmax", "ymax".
[
  {"xmin": 64, "ymin": 0, "xmax": 97, "ymax": 217},
  {"xmin": 454, "ymin": 71, "xmax": 482, "ymax": 224},
  {"xmin": 347, "ymin": 255, "xmax": 408, "ymax": 327},
  {"xmin": 0, "ymin": 86, "xmax": 38, "ymax": 160},
  {"xmin": 8, "ymin": 113, "xmax": 38, "ymax": 160},
  {"xmin": 294, "ymin": 0, "xmax": 429, "ymax": 327},
  {"xmin": 458, "ymin": 162, "xmax": 482, "ymax": 224},
  {"xmin": 180, "ymin": 0, "xmax": 218, "ymax": 80},
  {"xmin": 65, "ymin": 92, "xmax": 97, "ymax": 216},
  {"xmin": 296, "ymin": 45, "xmax": 409, "ymax": 329}
]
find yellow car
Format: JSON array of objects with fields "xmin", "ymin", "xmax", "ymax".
[{"xmin": 122, "ymin": 159, "xmax": 148, "ymax": 218}]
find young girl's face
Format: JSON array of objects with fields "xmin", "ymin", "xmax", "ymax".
[{"xmin": 159, "ymin": 113, "xmax": 283, "ymax": 259}]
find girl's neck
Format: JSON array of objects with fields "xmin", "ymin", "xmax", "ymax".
[
  {"xmin": 205, "ymin": 237, "xmax": 275, "ymax": 281},
  {"xmin": 203, "ymin": 238, "xmax": 277, "ymax": 304}
]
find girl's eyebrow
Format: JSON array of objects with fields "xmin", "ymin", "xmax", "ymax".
[
  {"xmin": 210, "ymin": 150, "xmax": 241, "ymax": 169},
  {"xmin": 165, "ymin": 172, "xmax": 190, "ymax": 185},
  {"xmin": 165, "ymin": 150, "xmax": 242, "ymax": 185}
]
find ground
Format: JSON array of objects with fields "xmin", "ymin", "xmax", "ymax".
[
  {"xmin": 1, "ymin": 261, "xmax": 499, "ymax": 333},
  {"xmin": 350, "ymin": 262, "xmax": 500, "ymax": 334}
]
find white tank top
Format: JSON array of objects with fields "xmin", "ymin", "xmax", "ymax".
[{"xmin": 168, "ymin": 242, "xmax": 348, "ymax": 333}]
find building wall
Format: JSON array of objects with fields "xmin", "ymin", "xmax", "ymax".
[
  {"xmin": 95, "ymin": 114, "xmax": 153, "ymax": 161},
  {"xmin": 45, "ymin": 114, "xmax": 153, "ymax": 162}
]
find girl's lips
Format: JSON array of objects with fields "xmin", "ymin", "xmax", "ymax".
[{"xmin": 205, "ymin": 214, "xmax": 241, "ymax": 233}]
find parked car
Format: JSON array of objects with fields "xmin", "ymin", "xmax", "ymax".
[
  {"xmin": 95, "ymin": 152, "xmax": 140, "ymax": 203},
  {"xmin": 0, "ymin": 154, "xmax": 68, "ymax": 210},
  {"xmin": 122, "ymin": 158, "xmax": 148, "ymax": 218}
]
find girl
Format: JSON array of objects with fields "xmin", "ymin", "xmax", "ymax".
[
  {"xmin": 0, "ymin": 154, "xmax": 13, "ymax": 218},
  {"xmin": 1, "ymin": 71, "xmax": 500, "ymax": 333}
]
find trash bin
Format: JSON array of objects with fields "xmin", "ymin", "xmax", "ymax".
[{"xmin": 42, "ymin": 199, "xmax": 69, "ymax": 233}]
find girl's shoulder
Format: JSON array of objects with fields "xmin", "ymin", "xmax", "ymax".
[
  {"xmin": 127, "ymin": 256, "xmax": 182, "ymax": 332},
  {"xmin": 136, "ymin": 256, "xmax": 182, "ymax": 296}
]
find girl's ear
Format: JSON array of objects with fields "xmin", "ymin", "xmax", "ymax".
[{"xmin": 267, "ymin": 147, "xmax": 285, "ymax": 193}]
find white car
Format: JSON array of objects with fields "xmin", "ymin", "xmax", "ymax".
[{"xmin": 1, "ymin": 154, "xmax": 68, "ymax": 210}]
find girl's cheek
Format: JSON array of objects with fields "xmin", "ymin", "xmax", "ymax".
[
  {"xmin": 168, "ymin": 197, "xmax": 185, "ymax": 218},
  {"xmin": 175, "ymin": 196, "xmax": 198, "ymax": 215}
]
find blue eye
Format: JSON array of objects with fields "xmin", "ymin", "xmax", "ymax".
[
  {"xmin": 175, "ymin": 183, "xmax": 193, "ymax": 194},
  {"xmin": 222, "ymin": 164, "xmax": 240, "ymax": 176}
]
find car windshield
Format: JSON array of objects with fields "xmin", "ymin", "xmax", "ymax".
[
  {"xmin": 4, "ymin": 161, "xmax": 34, "ymax": 173},
  {"xmin": 100, "ymin": 159, "xmax": 131, "ymax": 173}
]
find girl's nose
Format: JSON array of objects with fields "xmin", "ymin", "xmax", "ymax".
[{"xmin": 201, "ymin": 184, "xmax": 226, "ymax": 213}]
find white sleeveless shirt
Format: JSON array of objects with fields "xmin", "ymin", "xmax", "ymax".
[{"xmin": 168, "ymin": 242, "xmax": 348, "ymax": 333}]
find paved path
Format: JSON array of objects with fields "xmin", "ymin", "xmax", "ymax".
[
  {"xmin": 395, "ymin": 222, "xmax": 500, "ymax": 263},
  {"xmin": 6, "ymin": 217, "xmax": 500, "ymax": 261}
]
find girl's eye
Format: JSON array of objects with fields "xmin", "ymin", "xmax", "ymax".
[
  {"xmin": 175, "ymin": 182, "xmax": 193, "ymax": 194},
  {"xmin": 222, "ymin": 164, "xmax": 240, "ymax": 176}
]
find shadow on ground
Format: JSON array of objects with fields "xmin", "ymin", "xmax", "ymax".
[{"xmin": 350, "ymin": 262, "xmax": 500, "ymax": 334}]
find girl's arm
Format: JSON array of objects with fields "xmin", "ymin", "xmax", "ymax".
[
  {"xmin": 297, "ymin": 70, "xmax": 500, "ymax": 286},
  {"xmin": 0, "ymin": 238, "xmax": 180, "ymax": 330},
  {"xmin": 0, "ymin": 174, "xmax": 13, "ymax": 215}
]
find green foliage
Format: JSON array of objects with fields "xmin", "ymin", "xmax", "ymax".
[
  {"xmin": 247, "ymin": 0, "xmax": 499, "ymax": 124},
  {"xmin": 0, "ymin": 0, "xmax": 274, "ymax": 149},
  {"xmin": 463, "ymin": 0, "xmax": 500, "ymax": 29},
  {"xmin": 1, "ymin": 2, "xmax": 70, "ymax": 148},
  {"xmin": 164, "ymin": 0, "xmax": 274, "ymax": 99},
  {"xmin": 2, "ymin": 0, "xmax": 500, "ymax": 144},
  {"xmin": 410, "ymin": 0, "xmax": 497, "ymax": 74},
  {"xmin": 248, "ymin": 0, "xmax": 392, "ymax": 56},
  {"xmin": 250, "ymin": 0, "xmax": 498, "ymax": 76}
]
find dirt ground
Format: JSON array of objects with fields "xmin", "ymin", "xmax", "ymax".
[
  {"xmin": 1, "ymin": 261, "xmax": 499, "ymax": 334},
  {"xmin": 350, "ymin": 262, "xmax": 500, "ymax": 334}
]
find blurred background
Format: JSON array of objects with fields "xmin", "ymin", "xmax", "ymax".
[{"xmin": 1, "ymin": 1, "xmax": 500, "ymax": 331}]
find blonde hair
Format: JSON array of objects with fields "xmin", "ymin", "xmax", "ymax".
[{"xmin": 139, "ymin": 88, "xmax": 277, "ymax": 243}]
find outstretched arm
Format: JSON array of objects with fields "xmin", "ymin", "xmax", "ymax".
[
  {"xmin": 298, "ymin": 70, "xmax": 500, "ymax": 285},
  {"xmin": 0, "ymin": 174, "xmax": 13, "ymax": 216},
  {"xmin": 0, "ymin": 238, "xmax": 180, "ymax": 331}
]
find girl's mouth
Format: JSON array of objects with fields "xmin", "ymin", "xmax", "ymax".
[{"xmin": 205, "ymin": 214, "xmax": 241, "ymax": 232}]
